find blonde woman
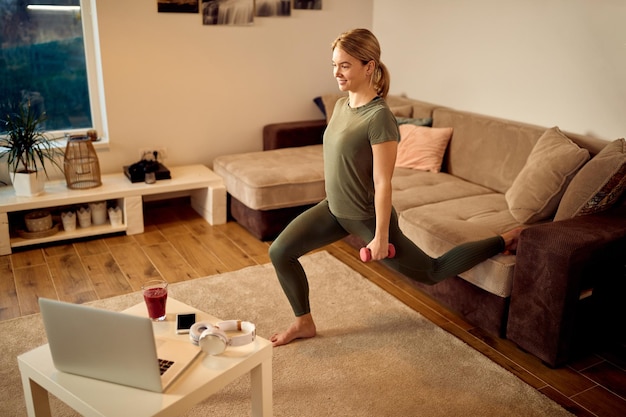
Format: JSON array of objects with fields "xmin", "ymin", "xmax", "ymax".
[{"xmin": 269, "ymin": 28, "xmax": 521, "ymax": 346}]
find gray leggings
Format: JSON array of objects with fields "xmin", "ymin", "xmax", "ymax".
[{"xmin": 269, "ymin": 200, "xmax": 505, "ymax": 316}]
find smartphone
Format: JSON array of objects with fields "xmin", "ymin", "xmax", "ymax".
[{"xmin": 175, "ymin": 313, "xmax": 196, "ymax": 334}]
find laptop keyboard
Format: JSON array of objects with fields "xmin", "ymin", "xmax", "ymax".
[{"xmin": 158, "ymin": 358, "xmax": 175, "ymax": 375}]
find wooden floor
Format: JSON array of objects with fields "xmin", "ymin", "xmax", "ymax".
[{"xmin": 1, "ymin": 199, "xmax": 624, "ymax": 417}]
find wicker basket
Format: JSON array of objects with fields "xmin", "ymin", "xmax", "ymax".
[{"xmin": 64, "ymin": 136, "xmax": 102, "ymax": 189}]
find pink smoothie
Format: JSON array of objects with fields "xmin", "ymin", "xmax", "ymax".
[{"xmin": 143, "ymin": 287, "xmax": 167, "ymax": 320}]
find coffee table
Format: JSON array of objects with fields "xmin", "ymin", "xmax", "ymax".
[{"xmin": 18, "ymin": 298, "xmax": 273, "ymax": 417}]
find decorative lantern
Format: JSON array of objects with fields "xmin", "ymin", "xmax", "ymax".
[{"xmin": 64, "ymin": 135, "xmax": 102, "ymax": 189}]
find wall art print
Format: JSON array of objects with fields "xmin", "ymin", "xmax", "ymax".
[
  {"xmin": 294, "ymin": 0, "xmax": 321, "ymax": 9},
  {"xmin": 202, "ymin": 0, "xmax": 254, "ymax": 26},
  {"xmin": 256, "ymin": 0, "xmax": 291, "ymax": 17},
  {"xmin": 159, "ymin": 1, "xmax": 322, "ymax": 25},
  {"xmin": 158, "ymin": 0, "xmax": 199, "ymax": 13}
]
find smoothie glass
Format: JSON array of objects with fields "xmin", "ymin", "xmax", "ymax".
[{"xmin": 141, "ymin": 280, "xmax": 168, "ymax": 321}]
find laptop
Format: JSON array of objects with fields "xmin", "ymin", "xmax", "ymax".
[{"xmin": 38, "ymin": 298, "xmax": 201, "ymax": 393}]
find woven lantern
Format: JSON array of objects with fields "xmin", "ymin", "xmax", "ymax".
[{"xmin": 64, "ymin": 136, "xmax": 102, "ymax": 189}]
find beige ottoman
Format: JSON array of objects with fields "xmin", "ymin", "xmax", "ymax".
[{"xmin": 213, "ymin": 145, "xmax": 326, "ymax": 240}]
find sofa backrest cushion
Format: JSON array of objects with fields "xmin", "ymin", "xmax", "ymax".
[{"xmin": 433, "ymin": 108, "xmax": 545, "ymax": 193}]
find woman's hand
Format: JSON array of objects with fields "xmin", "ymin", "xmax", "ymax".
[{"xmin": 367, "ymin": 237, "xmax": 389, "ymax": 261}]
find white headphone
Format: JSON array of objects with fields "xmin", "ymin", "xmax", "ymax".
[{"xmin": 189, "ymin": 320, "xmax": 256, "ymax": 355}]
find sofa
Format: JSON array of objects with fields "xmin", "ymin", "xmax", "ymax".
[{"xmin": 213, "ymin": 95, "xmax": 626, "ymax": 367}]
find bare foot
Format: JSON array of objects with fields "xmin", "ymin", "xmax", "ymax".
[
  {"xmin": 271, "ymin": 313, "xmax": 317, "ymax": 347},
  {"xmin": 501, "ymin": 226, "xmax": 524, "ymax": 254}
]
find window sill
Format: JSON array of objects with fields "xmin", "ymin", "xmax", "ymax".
[{"xmin": 50, "ymin": 136, "xmax": 110, "ymax": 152}]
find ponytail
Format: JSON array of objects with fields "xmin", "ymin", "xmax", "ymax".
[{"xmin": 372, "ymin": 61, "xmax": 390, "ymax": 98}]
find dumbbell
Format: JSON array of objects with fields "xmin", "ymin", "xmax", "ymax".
[{"xmin": 360, "ymin": 243, "xmax": 396, "ymax": 262}]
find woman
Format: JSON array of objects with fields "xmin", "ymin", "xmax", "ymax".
[{"xmin": 269, "ymin": 28, "xmax": 520, "ymax": 347}]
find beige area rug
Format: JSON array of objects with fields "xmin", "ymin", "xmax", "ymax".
[{"xmin": 2, "ymin": 251, "xmax": 572, "ymax": 417}]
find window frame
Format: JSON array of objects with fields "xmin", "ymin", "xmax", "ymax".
[
  {"xmin": 3, "ymin": 0, "xmax": 110, "ymax": 147},
  {"xmin": 79, "ymin": 0, "xmax": 109, "ymax": 147}
]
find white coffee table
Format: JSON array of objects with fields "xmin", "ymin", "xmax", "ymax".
[{"xmin": 18, "ymin": 298, "xmax": 272, "ymax": 417}]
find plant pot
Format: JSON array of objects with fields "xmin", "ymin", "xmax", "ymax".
[{"xmin": 11, "ymin": 171, "xmax": 46, "ymax": 197}]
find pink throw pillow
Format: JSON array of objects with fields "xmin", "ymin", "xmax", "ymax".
[{"xmin": 395, "ymin": 125, "xmax": 453, "ymax": 173}]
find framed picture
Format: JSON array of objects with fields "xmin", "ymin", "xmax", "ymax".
[
  {"xmin": 294, "ymin": 0, "xmax": 322, "ymax": 10},
  {"xmin": 202, "ymin": 0, "xmax": 254, "ymax": 26},
  {"xmin": 158, "ymin": 0, "xmax": 199, "ymax": 13},
  {"xmin": 256, "ymin": 0, "xmax": 291, "ymax": 17}
]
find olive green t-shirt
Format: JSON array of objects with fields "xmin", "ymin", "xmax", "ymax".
[{"xmin": 324, "ymin": 96, "xmax": 400, "ymax": 220}]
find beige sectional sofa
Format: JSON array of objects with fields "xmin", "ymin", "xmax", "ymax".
[{"xmin": 213, "ymin": 96, "xmax": 626, "ymax": 367}]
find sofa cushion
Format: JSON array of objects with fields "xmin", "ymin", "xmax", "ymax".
[
  {"xmin": 395, "ymin": 125, "xmax": 453, "ymax": 173},
  {"xmin": 554, "ymin": 138, "xmax": 626, "ymax": 220},
  {"xmin": 213, "ymin": 145, "xmax": 325, "ymax": 210},
  {"xmin": 411, "ymin": 101, "xmax": 441, "ymax": 119},
  {"xmin": 392, "ymin": 169, "xmax": 494, "ymax": 213},
  {"xmin": 390, "ymin": 105, "xmax": 413, "ymax": 118},
  {"xmin": 433, "ymin": 108, "xmax": 543, "ymax": 193},
  {"xmin": 398, "ymin": 194, "xmax": 520, "ymax": 297},
  {"xmin": 505, "ymin": 127, "xmax": 590, "ymax": 224},
  {"xmin": 396, "ymin": 117, "xmax": 433, "ymax": 127}
]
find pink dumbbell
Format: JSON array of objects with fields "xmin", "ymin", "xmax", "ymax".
[{"xmin": 360, "ymin": 243, "xmax": 396, "ymax": 262}]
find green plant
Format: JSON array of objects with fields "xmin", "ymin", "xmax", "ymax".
[{"xmin": 0, "ymin": 102, "xmax": 64, "ymax": 177}]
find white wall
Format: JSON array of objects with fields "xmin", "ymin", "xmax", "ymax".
[
  {"xmin": 7, "ymin": 0, "xmax": 623, "ymax": 185},
  {"xmin": 374, "ymin": 0, "xmax": 626, "ymax": 141},
  {"xmin": 94, "ymin": 0, "xmax": 373, "ymax": 174}
]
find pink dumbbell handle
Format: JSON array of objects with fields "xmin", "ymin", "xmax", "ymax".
[{"xmin": 360, "ymin": 243, "xmax": 396, "ymax": 262}]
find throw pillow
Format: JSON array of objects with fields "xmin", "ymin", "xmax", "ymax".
[
  {"xmin": 554, "ymin": 138, "xmax": 626, "ymax": 220},
  {"xmin": 313, "ymin": 96, "xmax": 326, "ymax": 117},
  {"xmin": 320, "ymin": 93, "xmax": 347, "ymax": 123},
  {"xmin": 394, "ymin": 125, "xmax": 453, "ymax": 173},
  {"xmin": 505, "ymin": 126, "xmax": 590, "ymax": 224}
]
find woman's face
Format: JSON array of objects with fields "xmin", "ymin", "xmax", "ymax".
[{"xmin": 332, "ymin": 47, "xmax": 370, "ymax": 93}]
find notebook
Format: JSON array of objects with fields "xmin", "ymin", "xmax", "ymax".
[{"xmin": 38, "ymin": 297, "xmax": 201, "ymax": 392}]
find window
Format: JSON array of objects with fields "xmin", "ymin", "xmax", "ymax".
[{"xmin": 0, "ymin": 0, "xmax": 107, "ymax": 141}]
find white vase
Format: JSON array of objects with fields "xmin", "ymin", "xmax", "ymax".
[
  {"xmin": 108, "ymin": 206, "xmax": 123, "ymax": 227},
  {"xmin": 77, "ymin": 206, "xmax": 92, "ymax": 228},
  {"xmin": 89, "ymin": 201, "xmax": 107, "ymax": 225},
  {"xmin": 61, "ymin": 211, "xmax": 77, "ymax": 232},
  {"xmin": 11, "ymin": 171, "xmax": 46, "ymax": 197}
]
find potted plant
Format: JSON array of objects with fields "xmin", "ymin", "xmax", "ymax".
[{"xmin": 0, "ymin": 102, "xmax": 64, "ymax": 196}]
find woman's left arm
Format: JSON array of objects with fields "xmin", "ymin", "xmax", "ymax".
[{"xmin": 368, "ymin": 140, "xmax": 398, "ymax": 260}]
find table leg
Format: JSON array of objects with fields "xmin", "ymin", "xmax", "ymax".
[
  {"xmin": 0, "ymin": 211, "xmax": 11, "ymax": 255},
  {"xmin": 124, "ymin": 195, "xmax": 144, "ymax": 234},
  {"xmin": 250, "ymin": 357, "xmax": 273, "ymax": 417},
  {"xmin": 190, "ymin": 185, "xmax": 226, "ymax": 225},
  {"xmin": 21, "ymin": 376, "xmax": 52, "ymax": 417}
]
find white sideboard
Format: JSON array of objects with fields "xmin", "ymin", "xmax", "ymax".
[{"xmin": 0, "ymin": 165, "xmax": 226, "ymax": 255}]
